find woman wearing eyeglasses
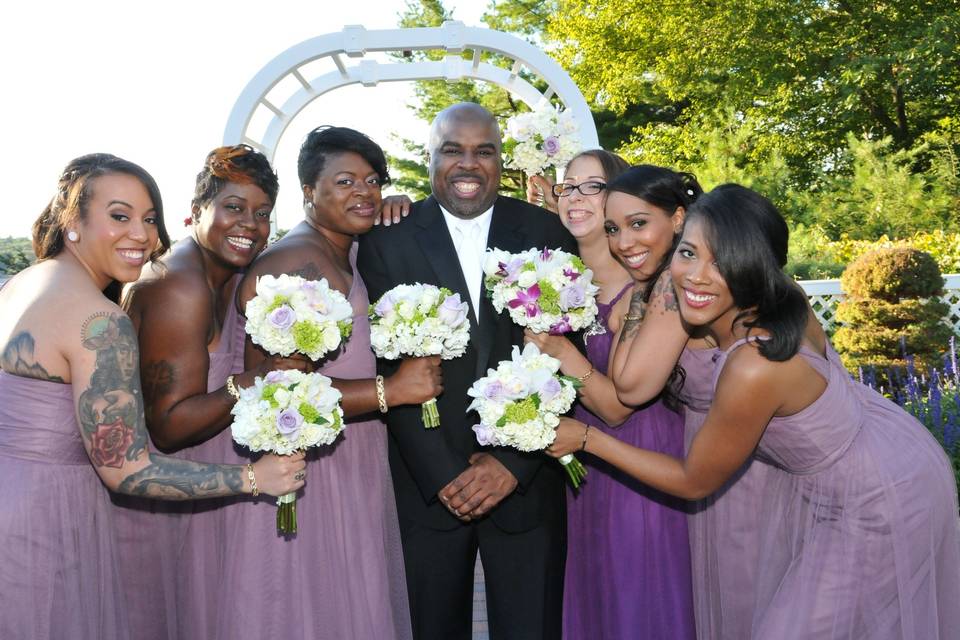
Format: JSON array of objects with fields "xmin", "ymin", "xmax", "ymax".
[{"xmin": 523, "ymin": 154, "xmax": 696, "ymax": 640}]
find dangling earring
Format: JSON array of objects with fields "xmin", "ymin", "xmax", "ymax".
[{"xmin": 67, "ymin": 230, "xmax": 79, "ymax": 242}]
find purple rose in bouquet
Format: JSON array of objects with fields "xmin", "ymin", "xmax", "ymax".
[
  {"xmin": 268, "ymin": 305, "xmax": 296, "ymax": 330},
  {"xmin": 276, "ymin": 408, "xmax": 303, "ymax": 441}
]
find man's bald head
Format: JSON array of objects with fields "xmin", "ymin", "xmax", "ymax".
[{"xmin": 426, "ymin": 103, "xmax": 504, "ymax": 218}]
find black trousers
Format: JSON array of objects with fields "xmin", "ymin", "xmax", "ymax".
[{"xmin": 399, "ymin": 514, "xmax": 565, "ymax": 640}]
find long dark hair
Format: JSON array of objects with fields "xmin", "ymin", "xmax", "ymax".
[
  {"xmin": 33, "ymin": 153, "xmax": 170, "ymax": 262},
  {"xmin": 685, "ymin": 184, "xmax": 808, "ymax": 361},
  {"xmin": 606, "ymin": 164, "xmax": 703, "ymax": 303}
]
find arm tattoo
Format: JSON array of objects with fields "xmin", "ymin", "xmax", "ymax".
[
  {"xmin": 618, "ymin": 288, "xmax": 647, "ymax": 344},
  {"xmin": 78, "ymin": 312, "xmax": 244, "ymax": 499},
  {"xmin": 141, "ymin": 360, "xmax": 174, "ymax": 416},
  {"xmin": 1, "ymin": 332, "xmax": 65, "ymax": 383},
  {"xmin": 117, "ymin": 453, "xmax": 243, "ymax": 498}
]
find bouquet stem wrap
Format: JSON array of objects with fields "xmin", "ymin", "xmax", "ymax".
[
  {"xmin": 558, "ymin": 453, "xmax": 587, "ymax": 489},
  {"xmin": 276, "ymin": 491, "xmax": 298, "ymax": 534},
  {"xmin": 422, "ymin": 398, "xmax": 441, "ymax": 429}
]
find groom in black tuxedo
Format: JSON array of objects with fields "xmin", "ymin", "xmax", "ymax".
[{"xmin": 358, "ymin": 103, "xmax": 576, "ymax": 639}]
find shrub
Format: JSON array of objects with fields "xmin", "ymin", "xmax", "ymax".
[{"xmin": 834, "ymin": 248, "xmax": 954, "ymax": 370}]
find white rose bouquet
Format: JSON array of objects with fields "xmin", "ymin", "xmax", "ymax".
[
  {"xmin": 483, "ymin": 247, "xmax": 600, "ymax": 335},
  {"xmin": 502, "ymin": 104, "xmax": 582, "ymax": 177},
  {"xmin": 466, "ymin": 343, "xmax": 587, "ymax": 488},
  {"xmin": 244, "ymin": 273, "xmax": 353, "ymax": 361},
  {"xmin": 231, "ymin": 369, "xmax": 344, "ymax": 534},
  {"xmin": 368, "ymin": 283, "xmax": 470, "ymax": 428}
]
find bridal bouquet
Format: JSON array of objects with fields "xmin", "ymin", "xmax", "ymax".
[
  {"xmin": 369, "ymin": 283, "xmax": 470, "ymax": 428},
  {"xmin": 483, "ymin": 247, "xmax": 599, "ymax": 335},
  {"xmin": 237, "ymin": 273, "xmax": 352, "ymax": 534},
  {"xmin": 231, "ymin": 370, "xmax": 343, "ymax": 532},
  {"xmin": 244, "ymin": 273, "xmax": 353, "ymax": 361},
  {"xmin": 467, "ymin": 343, "xmax": 587, "ymax": 488},
  {"xmin": 502, "ymin": 104, "xmax": 582, "ymax": 177}
]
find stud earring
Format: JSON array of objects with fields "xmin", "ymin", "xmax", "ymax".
[
  {"xmin": 305, "ymin": 202, "xmax": 314, "ymax": 209},
  {"xmin": 67, "ymin": 230, "xmax": 79, "ymax": 242}
]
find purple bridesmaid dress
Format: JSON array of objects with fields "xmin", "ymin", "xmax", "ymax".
[
  {"xmin": 678, "ymin": 346, "xmax": 775, "ymax": 640},
  {"xmin": 711, "ymin": 339, "xmax": 960, "ymax": 638},
  {"xmin": 0, "ymin": 372, "xmax": 130, "ymax": 639},
  {"xmin": 213, "ymin": 242, "xmax": 412, "ymax": 639},
  {"xmin": 563, "ymin": 284, "xmax": 696, "ymax": 640}
]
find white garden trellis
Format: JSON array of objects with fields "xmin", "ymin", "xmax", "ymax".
[{"xmin": 223, "ymin": 21, "xmax": 599, "ymax": 234}]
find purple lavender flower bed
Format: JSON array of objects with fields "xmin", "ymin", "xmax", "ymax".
[{"xmin": 858, "ymin": 336, "xmax": 960, "ymax": 495}]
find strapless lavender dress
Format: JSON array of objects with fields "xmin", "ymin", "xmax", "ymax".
[{"xmin": 0, "ymin": 372, "xmax": 130, "ymax": 639}]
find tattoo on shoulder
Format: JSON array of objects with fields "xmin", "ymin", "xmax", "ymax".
[
  {"xmin": 289, "ymin": 262, "xmax": 325, "ymax": 280},
  {"xmin": 77, "ymin": 312, "xmax": 148, "ymax": 468},
  {"xmin": 1, "ymin": 332, "xmax": 65, "ymax": 383},
  {"xmin": 653, "ymin": 275, "xmax": 679, "ymax": 314}
]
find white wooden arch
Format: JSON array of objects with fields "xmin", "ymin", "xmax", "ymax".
[{"xmin": 223, "ymin": 20, "xmax": 599, "ymax": 164}]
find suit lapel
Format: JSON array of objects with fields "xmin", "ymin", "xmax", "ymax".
[{"xmin": 474, "ymin": 199, "xmax": 528, "ymax": 378}]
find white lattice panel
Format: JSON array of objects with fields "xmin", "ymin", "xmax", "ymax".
[{"xmin": 798, "ymin": 274, "xmax": 960, "ymax": 335}]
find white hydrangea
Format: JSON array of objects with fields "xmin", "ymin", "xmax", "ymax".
[
  {"xmin": 466, "ymin": 343, "xmax": 579, "ymax": 452},
  {"xmin": 243, "ymin": 274, "xmax": 353, "ymax": 361},
  {"xmin": 369, "ymin": 283, "xmax": 471, "ymax": 360},
  {"xmin": 502, "ymin": 104, "xmax": 583, "ymax": 176},
  {"xmin": 231, "ymin": 369, "xmax": 344, "ymax": 456}
]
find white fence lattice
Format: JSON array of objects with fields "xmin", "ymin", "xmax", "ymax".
[{"xmin": 799, "ymin": 274, "xmax": 960, "ymax": 334}]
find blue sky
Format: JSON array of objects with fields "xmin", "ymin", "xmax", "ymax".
[{"xmin": 0, "ymin": 0, "xmax": 486, "ymax": 238}]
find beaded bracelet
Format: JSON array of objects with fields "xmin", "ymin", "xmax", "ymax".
[{"xmin": 576, "ymin": 366, "xmax": 594, "ymax": 384}]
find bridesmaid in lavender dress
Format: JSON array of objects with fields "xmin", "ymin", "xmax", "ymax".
[
  {"xmin": 552, "ymin": 184, "xmax": 960, "ymax": 638},
  {"xmin": 116, "ymin": 146, "xmax": 314, "ymax": 639},
  {"xmin": 230, "ymin": 126, "xmax": 442, "ymax": 639},
  {"xmin": 527, "ymin": 158, "xmax": 697, "ymax": 639},
  {"xmin": 0, "ymin": 153, "xmax": 304, "ymax": 640}
]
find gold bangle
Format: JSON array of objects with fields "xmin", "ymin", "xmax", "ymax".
[
  {"xmin": 623, "ymin": 314, "xmax": 642, "ymax": 322},
  {"xmin": 246, "ymin": 463, "xmax": 259, "ymax": 497},
  {"xmin": 225, "ymin": 375, "xmax": 241, "ymax": 401},
  {"xmin": 375, "ymin": 375, "xmax": 388, "ymax": 414},
  {"xmin": 576, "ymin": 366, "xmax": 594, "ymax": 384},
  {"xmin": 580, "ymin": 425, "xmax": 591, "ymax": 452}
]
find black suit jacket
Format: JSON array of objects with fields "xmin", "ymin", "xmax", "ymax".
[{"xmin": 358, "ymin": 195, "xmax": 579, "ymax": 532}]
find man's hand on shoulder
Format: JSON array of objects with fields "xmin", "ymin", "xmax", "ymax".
[{"xmin": 438, "ymin": 453, "xmax": 518, "ymax": 522}]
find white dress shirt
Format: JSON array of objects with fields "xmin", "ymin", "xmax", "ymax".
[{"xmin": 440, "ymin": 204, "xmax": 494, "ymax": 317}]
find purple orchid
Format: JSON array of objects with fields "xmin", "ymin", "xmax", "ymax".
[
  {"xmin": 496, "ymin": 257, "xmax": 526, "ymax": 284},
  {"xmin": 562, "ymin": 267, "xmax": 581, "ymax": 281},
  {"xmin": 507, "ymin": 284, "xmax": 541, "ymax": 317},
  {"xmin": 540, "ymin": 247, "xmax": 553, "ymax": 261},
  {"xmin": 549, "ymin": 316, "xmax": 573, "ymax": 335}
]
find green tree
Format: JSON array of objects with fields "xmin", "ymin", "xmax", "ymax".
[{"xmin": 546, "ymin": 0, "xmax": 959, "ymax": 188}]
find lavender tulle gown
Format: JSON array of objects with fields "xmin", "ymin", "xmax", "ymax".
[
  {"xmin": 213, "ymin": 242, "xmax": 411, "ymax": 640},
  {"xmin": 678, "ymin": 346, "xmax": 774, "ymax": 640},
  {"xmin": 0, "ymin": 372, "xmax": 130, "ymax": 639},
  {"xmin": 108, "ymin": 275, "xmax": 247, "ymax": 640},
  {"xmin": 563, "ymin": 284, "xmax": 696, "ymax": 640},
  {"xmin": 713, "ymin": 339, "xmax": 960, "ymax": 638}
]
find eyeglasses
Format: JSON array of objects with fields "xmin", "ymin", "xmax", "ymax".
[{"xmin": 552, "ymin": 181, "xmax": 606, "ymax": 198}]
